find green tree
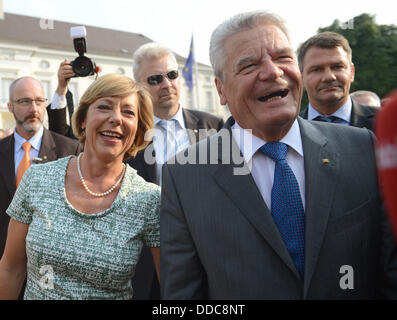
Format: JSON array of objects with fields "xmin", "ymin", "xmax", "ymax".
[{"xmin": 318, "ymin": 13, "xmax": 397, "ymax": 99}]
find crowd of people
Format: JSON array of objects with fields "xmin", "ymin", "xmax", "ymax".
[{"xmin": 0, "ymin": 9, "xmax": 396, "ymax": 300}]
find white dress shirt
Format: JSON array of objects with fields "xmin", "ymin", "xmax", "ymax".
[
  {"xmin": 231, "ymin": 120, "xmax": 306, "ymax": 210},
  {"xmin": 13, "ymin": 126, "xmax": 44, "ymax": 176},
  {"xmin": 307, "ymin": 98, "xmax": 352, "ymax": 125},
  {"xmin": 50, "ymin": 92, "xmax": 67, "ymax": 109},
  {"xmin": 153, "ymin": 106, "xmax": 190, "ymax": 185}
]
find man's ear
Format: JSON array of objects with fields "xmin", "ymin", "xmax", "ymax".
[
  {"xmin": 215, "ymin": 77, "xmax": 227, "ymax": 106},
  {"xmin": 350, "ymin": 63, "xmax": 355, "ymax": 83},
  {"xmin": 7, "ymin": 102, "xmax": 13, "ymax": 113}
]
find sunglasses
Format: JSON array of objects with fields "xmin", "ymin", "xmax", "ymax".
[{"xmin": 146, "ymin": 70, "xmax": 179, "ymax": 86}]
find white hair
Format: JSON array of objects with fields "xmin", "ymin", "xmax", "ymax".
[
  {"xmin": 350, "ymin": 90, "xmax": 381, "ymax": 107},
  {"xmin": 209, "ymin": 10, "xmax": 290, "ymax": 81},
  {"xmin": 132, "ymin": 42, "xmax": 177, "ymax": 82}
]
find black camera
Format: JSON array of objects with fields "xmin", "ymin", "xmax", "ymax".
[{"xmin": 70, "ymin": 26, "xmax": 97, "ymax": 77}]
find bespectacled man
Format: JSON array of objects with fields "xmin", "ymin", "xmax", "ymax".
[{"xmin": 0, "ymin": 77, "xmax": 81, "ymax": 298}]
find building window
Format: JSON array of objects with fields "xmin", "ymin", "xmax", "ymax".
[
  {"xmin": 206, "ymin": 91, "xmax": 214, "ymax": 111},
  {"xmin": 1, "ymin": 78, "xmax": 14, "ymax": 104},
  {"xmin": 40, "ymin": 80, "xmax": 51, "ymax": 100},
  {"xmin": 39, "ymin": 60, "xmax": 50, "ymax": 69},
  {"xmin": 117, "ymin": 67, "xmax": 125, "ymax": 75},
  {"xmin": 187, "ymin": 90, "xmax": 194, "ymax": 108},
  {"xmin": 68, "ymin": 82, "xmax": 79, "ymax": 107}
]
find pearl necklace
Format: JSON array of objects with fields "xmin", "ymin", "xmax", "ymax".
[{"xmin": 77, "ymin": 153, "xmax": 126, "ymax": 197}]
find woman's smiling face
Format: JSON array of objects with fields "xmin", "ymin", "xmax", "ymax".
[{"xmin": 82, "ymin": 93, "xmax": 139, "ymax": 161}]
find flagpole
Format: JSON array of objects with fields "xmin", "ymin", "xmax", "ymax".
[
  {"xmin": 182, "ymin": 34, "xmax": 199, "ymax": 109},
  {"xmin": 193, "ymin": 39, "xmax": 200, "ymax": 109}
]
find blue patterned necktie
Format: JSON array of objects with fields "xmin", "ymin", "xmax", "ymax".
[
  {"xmin": 313, "ymin": 115, "xmax": 339, "ymax": 123},
  {"xmin": 260, "ymin": 142, "xmax": 305, "ymax": 279}
]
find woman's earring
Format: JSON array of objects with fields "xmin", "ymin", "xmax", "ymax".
[{"xmin": 82, "ymin": 128, "xmax": 86, "ymax": 137}]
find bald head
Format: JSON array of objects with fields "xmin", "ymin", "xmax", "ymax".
[
  {"xmin": 8, "ymin": 77, "xmax": 47, "ymax": 139},
  {"xmin": 9, "ymin": 77, "xmax": 44, "ymax": 100}
]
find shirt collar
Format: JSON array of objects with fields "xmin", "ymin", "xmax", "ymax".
[
  {"xmin": 307, "ymin": 98, "xmax": 352, "ymax": 123},
  {"xmin": 14, "ymin": 125, "xmax": 44, "ymax": 151},
  {"xmin": 154, "ymin": 105, "xmax": 186, "ymax": 129},
  {"xmin": 231, "ymin": 119, "xmax": 303, "ymax": 165}
]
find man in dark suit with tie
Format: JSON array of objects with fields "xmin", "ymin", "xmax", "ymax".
[
  {"xmin": 0, "ymin": 77, "xmax": 81, "ymax": 261},
  {"xmin": 127, "ymin": 43, "xmax": 224, "ymax": 299},
  {"xmin": 160, "ymin": 11, "xmax": 397, "ymax": 299},
  {"xmin": 297, "ymin": 32, "xmax": 378, "ymax": 130}
]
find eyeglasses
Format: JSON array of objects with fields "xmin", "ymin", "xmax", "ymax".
[
  {"xmin": 146, "ymin": 70, "xmax": 179, "ymax": 86},
  {"xmin": 12, "ymin": 98, "xmax": 48, "ymax": 107}
]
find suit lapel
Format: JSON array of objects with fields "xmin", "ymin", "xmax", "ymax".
[
  {"xmin": 38, "ymin": 129, "xmax": 57, "ymax": 162},
  {"xmin": 137, "ymin": 142, "xmax": 158, "ymax": 184},
  {"xmin": 141, "ymin": 109, "xmax": 198, "ymax": 183},
  {"xmin": 183, "ymin": 109, "xmax": 200, "ymax": 144},
  {"xmin": 298, "ymin": 118, "xmax": 340, "ymax": 297},
  {"xmin": 299, "ymin": 107, "xmax": 309, "ymax": 119},
  {"xmin": 0, "ymin": 135, "xmax": 16, "ymax": 195},
  {"xmin": 350, "ymin": 100, "xmax": 372, "ymax": 129},
  {"xmin": 211, "ymin": 125, "xmax": 302, "ymax": 281}
]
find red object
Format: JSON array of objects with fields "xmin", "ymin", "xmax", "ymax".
[
  {"xmin": 375, "ymin": 89, "xmax": 397, "ymax": 238},
  {"xmin": 95, "ymin": 66, "xmax": 101, "ymax": 73}
]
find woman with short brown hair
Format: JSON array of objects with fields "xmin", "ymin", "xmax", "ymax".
[{"xmin": 0, "ymin": 74, "xmax": 160, "ymax": 299}]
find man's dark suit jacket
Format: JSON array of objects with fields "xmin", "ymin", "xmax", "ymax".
[
  {"xmin": 46, "ymin": 105, "xmax": 75, "ymax": 139},
  {"xmin": 160, "ymin": 116, "xmax": 397, "ymax": 299},
  {"xmin": 128, "ymin": 108, "xmax": 224, "ymax": 299},
  {"xmin": 0, "ymin": 128, "xmax": 82, "ymax": 259},
  {"xmin": 300, "ymin": 98, "xmax": 378, "ymax": 131}
]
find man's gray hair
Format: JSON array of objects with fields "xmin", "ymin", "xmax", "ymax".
[
  {"xmin": 132, "ymin": 42, "xmax": 177, "ymax": 82},
  {"xmin": 350, "ymin": 90, "xmax": 381, "ymax": 107},
  {"xmin": 297, "ymin": 32, "xmax": 353, "ymax": 72},
  {"xmin": 209, "ymin": 10, "xmax": 290, "ymax": 81}
]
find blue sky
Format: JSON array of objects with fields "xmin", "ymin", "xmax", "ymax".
[{"xmin": 3, "ymin": 0, "xmax": 396, "ymax": 65}]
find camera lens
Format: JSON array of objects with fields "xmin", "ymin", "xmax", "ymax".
[{"xmin": 71, "ymin": 56, "xmax": 94, "ymax": 77}]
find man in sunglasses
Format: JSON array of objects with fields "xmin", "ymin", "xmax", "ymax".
[
  {"xmin": 127, "ymin": 42, "xmax": 224, "ymax": 300},
  {"xmin": 0, "ymin": 77, "xmax": 81, "ymax": 297}
]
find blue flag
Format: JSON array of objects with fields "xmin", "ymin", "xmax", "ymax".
[{"xmin": 182, "ymin": 36, "xmax": 194, "ymax": 91}]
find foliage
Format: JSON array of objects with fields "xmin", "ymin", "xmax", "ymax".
[{"xmin": 317, "ymin": 13, "xmax": 397, "ymax": 99}]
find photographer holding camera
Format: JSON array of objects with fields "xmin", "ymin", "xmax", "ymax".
[
  {"xmin": 47, "ymin": 26, "xmax": 97, "ymax": 139},
  {"xmin": 46, "ymin": 60, "xmax": 76, "ymax": 139}
]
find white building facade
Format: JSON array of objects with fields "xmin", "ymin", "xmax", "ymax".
[{"xmin": 0, "ymin": 13, "xmax": 229, "ymax": 131}]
